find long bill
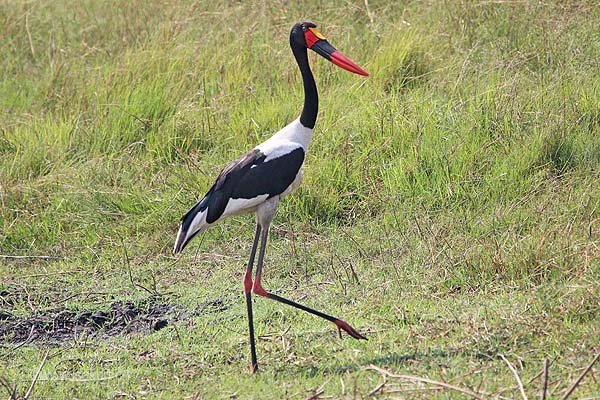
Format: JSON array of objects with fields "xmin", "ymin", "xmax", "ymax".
[{"xmin": 305, "ymin": 27, "xmax": 369, "ymax": 76}]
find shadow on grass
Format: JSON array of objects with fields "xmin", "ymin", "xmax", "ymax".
[{"xmin": 300, "ymin": 349, "xmax": 497, "ymax": 378}]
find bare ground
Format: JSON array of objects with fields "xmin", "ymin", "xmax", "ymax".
[{"xmin": 0, "ymin": 295, "xmax": 231, "ymax": 345}]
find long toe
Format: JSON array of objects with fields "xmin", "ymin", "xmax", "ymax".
[{"xmin": 334, "ymin": 319, "xmax": 367, "ymax": 340}]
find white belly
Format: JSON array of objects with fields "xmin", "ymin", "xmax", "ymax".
[{"xmin": 222, "ymin": 194, "xmax": 270, "ymax": 217}]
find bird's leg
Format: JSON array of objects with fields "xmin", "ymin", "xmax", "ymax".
[
  {"xmin": 244, "ymin": 224, "xmax": 262, "ymax": 373},
  {"xmin": 252, "ymin": 226, "xmax": 366, "ymax": 340}
]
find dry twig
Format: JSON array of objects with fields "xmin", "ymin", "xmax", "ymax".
[
  {"xmin": 10, "ymin": 326, "xmax": 35, "ymax": 352},
  {"xmin": 500, "ymin": 354, "xmax": 528, "ymax": 400},
  {"xmin": 363, "ymin": 0, "xmax": 374, "ymax": 23},
  {"xmin": 367, "ymin": 377, "xmax": 386, "ymax": 396},
  {"xmin": 366, "ymin": 364, "xmax": 485, "ymax": 400},
  {"xmin": 35, "ymin": 375, "xmax": 120, "ymax": 383},
  {"xmin": 25, "ymin": 12, "xmax": 35, "ymax": 58},
  {"xmin": 0, "ymin": 255, "xmax": 59, "ymax": 260},
  {"xmin": 560, "ymin": 353, "xmax": 600, "ymax": 400},
  {"xmin": 302, "ymin": 388, "xmax": 324, "ymax": 400},
  {"xmin": 24, "ymin": 349, "xmax": 49, "ymax": 399},
  {"xmin": 0, "ymin": 376, "xmax": 17, "ymax": 400},
  {"xmin": 541, "ymin": 358, "xmax": 549, "ymax": 400}
]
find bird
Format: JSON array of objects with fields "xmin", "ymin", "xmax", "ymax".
[{"xmin": 173, "ymin": 21, "xmax": 368, "ymax": 373}]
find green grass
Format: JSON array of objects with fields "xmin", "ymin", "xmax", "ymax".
[{"xmin": 1, "ymin": 0, "xmax": 599, "ymax": 398}]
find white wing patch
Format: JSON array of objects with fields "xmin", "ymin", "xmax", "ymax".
[
  {"xmin": 223, "ymin": 195, "xmax": 269, "ymax": 217},
  {"xmin": 259, "ymin": 142, "xmax": 303, "ymax": 162},
  {"xmin": 179, "ymin": 208, "xmax": 210, "ymax": 248}
]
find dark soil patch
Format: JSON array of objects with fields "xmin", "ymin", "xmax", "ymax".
[{"xmin": 0, "ymin": 297, "xmax": 232, "ymax": 345}]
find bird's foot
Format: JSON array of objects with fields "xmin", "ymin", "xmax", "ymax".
[{"xmin": 334, "ymin": 319, "xmax": 367, "ymax": 340}]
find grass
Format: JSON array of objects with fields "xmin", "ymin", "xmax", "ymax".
[{"xmin": 1, "ymin": 0, "xmax": 599, "ymax": 398}]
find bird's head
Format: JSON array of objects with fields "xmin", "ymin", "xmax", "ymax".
[{"xmin": 290, "ymin": 22, "xmax": 368, "ymax": 76}]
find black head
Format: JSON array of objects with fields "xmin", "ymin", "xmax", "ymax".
[
  {"xmin": 289, "ymin": 21, "xmax": 369, "ymax": 76},
  {"xmin": 290, "ymin": 21, "xmax": 318, "ymax": 48}
]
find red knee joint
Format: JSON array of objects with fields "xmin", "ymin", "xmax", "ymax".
[
  {"xmin": 243, "ymin": 271, "xmax": 253, "ymax": 294},
  {"xmin": 252, "ymin": 278, "xmax": 268, "ymax": 297}
]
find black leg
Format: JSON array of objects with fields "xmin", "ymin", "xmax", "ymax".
[
  {"xmin": 252, "ymin": 226, "xmax": 366, "ymax": 340},
  {"xmin": 244, "ymin": 224, "xmax": 262, "ymax": 373}
]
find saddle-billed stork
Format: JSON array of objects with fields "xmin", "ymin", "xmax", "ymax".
[{"xmin": 173, "ymin": 22, "xmax": 368, "ymax": 372}]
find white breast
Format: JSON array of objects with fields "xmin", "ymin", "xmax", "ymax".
[{"xmin": 255, "ymin": 117, "xmax": 313, "ymax": 157}]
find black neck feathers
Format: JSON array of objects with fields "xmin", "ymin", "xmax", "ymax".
[{"xmin": 291, "ymin": 41, "xmax": 318, "ymax": 129}]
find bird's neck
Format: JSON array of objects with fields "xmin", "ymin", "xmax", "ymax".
[{"xmin": 292, "ymin": 45, "xmax": 318, "ymax": 129}]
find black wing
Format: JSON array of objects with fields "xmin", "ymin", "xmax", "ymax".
[
  {"xmin": 175, "ymin": 147, "xmax": 305, "ymax": 253},
  {"xmin": 204, "ymin": 147, "xmax": 305, "ymax": 224}
]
